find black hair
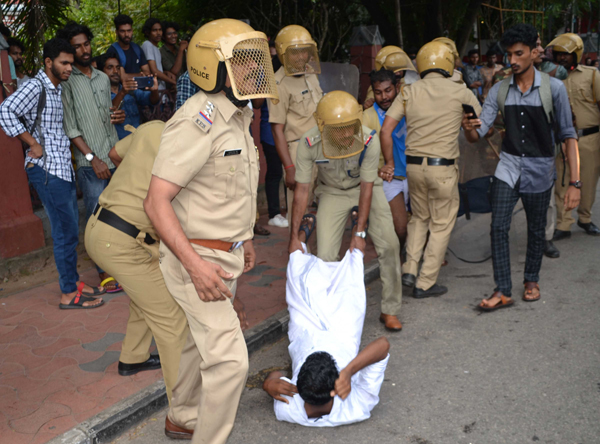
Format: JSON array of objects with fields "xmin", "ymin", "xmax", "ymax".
[
  {"xmin": 43, "ymin": 38, "xmax": 75, "ymax": 62},
  {"xmin": 57, "ymin": 21, "xmax": 94, "ymax": 43},
  {"xmin": 486, "ymin": 47, "xmax": 498, "ymax": 57},
  {"xmin": 407, "ymin": 47, "xmax": 418, "ymax": 57},
  {"xmin": 296, "ymin": 352, "xmax": 339, "ymax": 406},
  {"xmin": 95, "ymin": 53, "xmax": 116, "ymax": 72},
  {"xmin": 142, "ymin": 18, "xmax": 162, "ymax": 37},
  {"xmin": 114, "ymin": 14, "xmax": 133, "ymax": 29},
  {"xmin": 500, "ymin": 23, "xmax": 538, "ymax": 51},
  {"xmin": 370, "ymin": 68, "xmax": 396, "ymax": 87},
  {"xmin": 0, "ymin": 22, "xmax": 11, "ymax": 38},
  {"xmin": 468, "ymin": 49, "xmax": 479, "ymax": 57},
  {"xmin": 161, "ymin": 21, "xmax": 179, "ymax": 34},
  {"xmin": 7, "ymin": 37, "xmax": 24, "ymax": 52}
]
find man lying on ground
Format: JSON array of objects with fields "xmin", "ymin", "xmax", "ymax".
[{"xmin": 263, "ymin": 215, "xmax": 390, "ymax": 426}]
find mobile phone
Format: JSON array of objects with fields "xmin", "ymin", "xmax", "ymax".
[
  {"xmin": 462, "ymin": 104, "xmax": 478, "ymax": 119},
  {"xmin": 134, "ymin": 76, "xmax": 154, "ymax": 89},
  {"xmin": 223, "ymin": 149, "xmax": 242, "ymax": 157}
]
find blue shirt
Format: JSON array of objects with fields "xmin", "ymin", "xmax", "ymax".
[
  {"xmin": 175, "ymin": 71, "xmax": 201, "ymax": 111},
  {"xmin": 260, "ymin": 100, "xmax": 274, "ymax": 145},
  {"xmin": 374, "ymin": 103, "xmax": 406, "ymax": 178},
  {"xmin": 110, "ymin": 87, "xmax": 153, "ymax": 140},
  {"xmin": 477, "ymin": 68, "xmax": 577, "ymax": 193}
]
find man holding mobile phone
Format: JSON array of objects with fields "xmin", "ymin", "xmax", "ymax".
[
  {"xmin": 462, "ymin": 24, "xmax": 579, "ymax": 311},
  {"xmin": 380, "ymin": 41, "xmax": 481, "ymax": 299}
]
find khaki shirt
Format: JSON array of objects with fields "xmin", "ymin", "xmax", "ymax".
[
  {"xmin": 363, "ymin": 106, "xmax": 384, "ymax": 169},
  {"xmin": 386, "ymin": 72, "xmax": 481, "ymax": 159},
  {"xmin": 295, "ymin": 125, "xmax": 382, "ymax": 196},
  {"xmin": 267, "ymin": 66, "xmax": 323, "ymax": 142},
  {"xmin": 152, "ymin": 91, "xmax": 258, "ymax": 243},
  {"xmin": 99, "ymin": 121, "xmax": 165, "ymax": 238},
  {"xmin": 563, "ymin": 64, "xmax": 600, "ymax": 130}
]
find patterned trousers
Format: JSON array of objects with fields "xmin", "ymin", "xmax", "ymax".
[{"xmin": 491, "ymin": 178, "xmax": 552, "ymax": 297}]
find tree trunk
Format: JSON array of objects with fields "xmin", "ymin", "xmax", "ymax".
[
  {"xmin": 455, "ymin": 0, "xmax": 484, "ymax": 56},
  {"xmin": 395, "ymin": 0, "xmax": 404, "ymax": 47}
]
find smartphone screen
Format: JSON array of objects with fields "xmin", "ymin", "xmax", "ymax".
[{"xmin": 462, "ymin": 104, "xmax": 478, "ymax": 119}]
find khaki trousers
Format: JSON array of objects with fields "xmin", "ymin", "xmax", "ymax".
[
  {"xmin": 161, "ymin": 245, "xmax": 248, "ymax": 444},
  {"xmin": 284, "ymin": 140, "xmax": 318, "ymax": 221},
  {"xmin": 84, "ymin": 212, "xmax": 188, "ymax": 404},
  {"xmin": 555, "ymin": 133, "xmax": 600, "ymax": 230},
  {"xmin": 315, "ymin": 185, "xmax": 403, "ymax": 316},
  {"xmin": 403, "ymin": 161, "xmax": 460, "ymax": 290}
]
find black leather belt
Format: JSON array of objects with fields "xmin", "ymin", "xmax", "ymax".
[
  {"xmin": 578, "ymin": 126, "xmax": 599, "ymax": 137},
  {"xmin": 93, "ymin": 204, "xmax": 156, "ymax": 245},
  {"xmin": 406, "ymin": 156, "xmax": 455, "ymax": 166}
]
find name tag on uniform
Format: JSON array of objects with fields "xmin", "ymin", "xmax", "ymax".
[
  {"xmin": 223, "ymin": 149, "xmax": 242, "ymax": 157},
  {"xmin": 315, "ymin": 159, "xmax": 329, "ymax": 164},
  {"xmin": 194, "ymin": 111, "xmax": 213, "ymax": 133}
]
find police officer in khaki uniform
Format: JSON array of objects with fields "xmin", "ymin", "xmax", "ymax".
[
  {"xmin": 144, "ymin": 19, "xmax": 278, "ymax": 443},
  {"xmin": 289, "ymin": 91, "xmax": 403, "ymax": 331},
  {"xmin": 380, "ymin": 42, "xmax": 481, "ymax": 298},
  {"xmin": 547, "ymin": 33, "xmax": 600, "ymax": 239},
  {"xmin": 268, "ymin": 25, "xmax": 323, "ymax": 218},
  {"xmin": 432, "ymin": 37, "xmax": 465, "ymax": 85},
  {"xmin": 84, "ymin": 121, "xmax": 188, "ymax": 404},
  {"xmin": 363, "ymin": 46, "xmax": 418, "ymax": 109}
]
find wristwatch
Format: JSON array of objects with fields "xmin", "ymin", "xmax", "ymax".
[
  {"xmin": 85, "ymin": 152, "xmax": 96, "ymax": 162},
  {"xmin": 355, "ymin": 231, "xmax": 367, "ymax": 239},
  {"xmin": 569, "ymin": 180, "xmax": 582, "ymax": 189}
]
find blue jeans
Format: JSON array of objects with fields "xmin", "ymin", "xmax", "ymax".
[
  {"xmin": 77, "ymin": 166, "xmax": 115, "ymax": 275},
  {"xmin": 27, "ymin": 165, "xmax": 79, "ymax": 294}
]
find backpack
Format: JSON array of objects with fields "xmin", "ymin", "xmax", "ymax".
[{"xmin": 110, "ymin": 42, "xmax": 142, "ymax": 70}]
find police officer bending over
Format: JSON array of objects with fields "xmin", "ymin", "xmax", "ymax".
[{"xmin": 289, "ymin": 91, "xmax": 404, "ymax": 332}]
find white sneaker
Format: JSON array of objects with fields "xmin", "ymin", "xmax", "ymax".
[{"xmin": 268, "ymin": 214, "xmax": 289, "ymax": 228}]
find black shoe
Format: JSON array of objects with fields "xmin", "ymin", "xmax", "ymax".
[
  {"xmin": 413, "ymin": 284, "xmax": 448, "ymax": 299},
  {"xmin": 577, "ymin": 221, "xmax": 600, "ymax": 236},
  {"xmin": 544, "ymin": 240, "xmax": 560, "ymax": 258},
  {"xmin": 118, "ymin": 355, "xmax": 161, "ymax": 376},
  {"xmin": 552, "ymin": 229, "xmax": 571, "ymax": 241},
  {"xmin": 402, "ymin": 273, "xmax": 416, "ymax": 287}
]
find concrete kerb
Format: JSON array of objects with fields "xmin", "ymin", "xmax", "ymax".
[{"xmin": 46, "ymin": 258, "xmax": 381, "ymax": 444}]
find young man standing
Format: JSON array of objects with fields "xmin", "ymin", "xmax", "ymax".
[
  {"xmin": 160, "ymin": 21, "xmax": 188, "ymax": 79},
  {"xmin": 0, "ymin": 38, "xmax": 104, "ymax": 308},
  {"xmin": 141, "ymin": 18, "xmax": 176, "ymax": 90},
  {"xmin": 7, "ymin": 38, "xmax": 29, "ymax": 88},
  {"xmin": 363, "ymin": 69, "xmax": 409, "ymax": 251},
  {"xmin": 106, "ymin": 14, "xmax": 150, "ymax": 78},
  {"xmin": 463, "ymin": 49, "xmax": 483, "ymax": 99},
  {"xmin": 547, "ymin": 33, "xmax": 600, "ymax": 239},
  {"xmin": 58, "ymin": 22, "xmax": 126, "ymax": 293},
  {"xmin": 480, "ymin": 49, "xmax": 503, "ymax": 100},
  {"xmin": 98, "ymin": 54, "xmax": 159, "ymax": 139},
  {"xmin": 462, "ymin": 24, "xmax": 580, "ymax": 310}
]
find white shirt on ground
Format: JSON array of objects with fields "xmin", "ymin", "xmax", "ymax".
[{"xmin": 274, "ymin": 247, "xmax": 389, "ymax": 427}]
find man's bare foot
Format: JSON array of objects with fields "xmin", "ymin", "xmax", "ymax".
[
  {"xmin": 478, "ymin": 291, "xmax": 513, "ymax": 312},
  {"xmin": 298, "ymin": 214, "xmax": 316, "ymax": 243},
  {"xmin": 60, "ymin": 290, "xmax": 104, "ymax": 308},
  {"xmin": 98, "ymin": 272, "xmax": 118, "ymax": 292}
]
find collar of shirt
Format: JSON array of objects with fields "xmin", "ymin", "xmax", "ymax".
[
  {"xmin": 508, "ymin": 66, "xmax": 541, "ymax": 94},
  {"xmin": 35, "ymin": 69, "xmax": 60, "ymax": 92},
  {"xmin": 71, "ymin": 65, "xmax": 101, "ymax": 79},
  {"xmin": 210, "ymin": 92, "xmax": 253, "ymax": 122},
  {"xmin": 423, "ymin": 72, "xmax": 447, "ymax": 80}
]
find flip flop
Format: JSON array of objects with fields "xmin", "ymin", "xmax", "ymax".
[
  {"xmin": 522, "ymin": 282, "xmax": 541, "ymax": 302},
  {"xmin": 101, "ymin": 277, "xmax": 124, "ymax": 294},
  {"xmin": 299, "ymin": 214, "xmax": 316, "ymax": 242},
  {"xmin": 478, "ymin": 293, "xmax": 514, "ymax": 312},
  {"xmin": 80, "ymin": 283, "xmax": 106, "ymax": 297},
  {"xmin": 59, "ymin": 283, "xmax": 105, "ymax": 310},
  {"xmin": 350, "ymin": 206, "xmax": 369, "ymax": 235}
]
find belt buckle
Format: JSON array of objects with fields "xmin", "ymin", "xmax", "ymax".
[{"xmin": 228, "ymin": 241, "xmax": 244, "ymax": 253}]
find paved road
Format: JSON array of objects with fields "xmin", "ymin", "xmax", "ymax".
[{"xmin": 112, "ymin": 205, "xmax": 600, "ymax": 444}]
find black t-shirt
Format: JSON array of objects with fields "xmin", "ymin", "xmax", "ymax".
[{"xmin": 107, "ymin": 43, "xmax": 148, "ymax": 74}]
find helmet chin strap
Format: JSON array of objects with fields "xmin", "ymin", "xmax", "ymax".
[{"xmin": 223, "ymin": 85, "xmax": 249, "ymax": 108}]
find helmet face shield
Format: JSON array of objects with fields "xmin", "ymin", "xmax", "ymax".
[
  {"xmin": 283, "ymin": 44, "xmax": 321, "ymax": 76},
  {"xmin": 321, "ymin": 120, "xmax": 364, "ymax": 160},
  {"xmin": 224, "ymin": 36, "xmax": 279, "ymax": 101}
]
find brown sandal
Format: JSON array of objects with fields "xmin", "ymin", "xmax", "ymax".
[
  {"xmin": 522, "ymin": 282, "xmax": 540, "ymax": 302},
  {"xmin": 478, "ymin": 291, "xmax": 514, "ymax": 312}
]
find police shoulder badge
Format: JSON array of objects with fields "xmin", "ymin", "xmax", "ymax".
[
  {"xmin": 305, "ymin": 134, "xmax": 321, "ymax": 147},
  {"xmin": 194, "ymin": 101, "xmax": 216, "ymax": 133}
]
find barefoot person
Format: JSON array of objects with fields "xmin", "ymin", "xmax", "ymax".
[
  {"xmin": 0, "ymin": 38, "xmax": 105, "ymax": 309},
  {"xmin": 462, "ymin": 24, "xmax": 580, "ymax": 310},
  {"xmin": 264, "ymin": 215, "xmax": 390, "ymax": 426}
]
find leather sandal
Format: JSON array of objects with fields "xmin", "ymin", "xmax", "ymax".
[
  {"xmin": 478, "ymin": 291, "xmax": 513, "ymax": 312},
  {"xmin": 522, "ymin": 282, "xmax": 541, "ymax": 302}
]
